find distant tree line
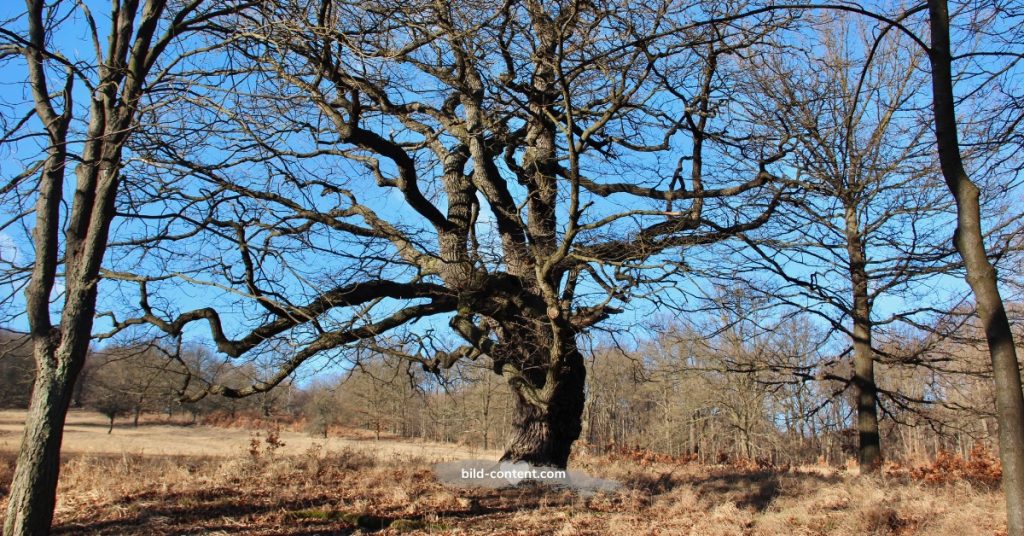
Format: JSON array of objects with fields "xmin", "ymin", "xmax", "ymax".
[
  {"xmin": 5, "ymin": 302, "xmax": 1009, "ymax": 466},
  {"xmin": 0, "ymin": 335, "xmax": 303, "ymax": 429}
]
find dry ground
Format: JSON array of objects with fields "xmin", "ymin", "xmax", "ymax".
[
  {"xmin": 0, "ymin": 410, "xmax": 498, "ymax": 461},
  {"xmin": 0, "ymin": 410, "xmax": 1008, "ymax": 535}
]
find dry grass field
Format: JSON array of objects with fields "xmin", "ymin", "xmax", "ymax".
[
  {"xmin": 0, "ymin": 410, "xmax": 498, "ymax": 461},
  {"xmin": 0, "ymin": 410, "xmax": 1009, "ymax": 535}
]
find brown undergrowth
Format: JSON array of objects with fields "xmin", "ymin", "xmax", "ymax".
[
  {"xmin": 882, "ymin": 445, "xmax": 1003, "ymax": 487},
  {"xmin": 0, "ymin": 434, "xmax": 1009, "ymax": 535}
]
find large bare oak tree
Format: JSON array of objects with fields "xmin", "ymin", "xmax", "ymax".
[{"xmin": 103, "ymin": 0, "xmax": 786, "ymax": 469}]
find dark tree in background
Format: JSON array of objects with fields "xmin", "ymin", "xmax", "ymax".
[
  {"xmin": 725, "ymin": 16, "xmax": 959, "ymax": 471},
  {"xmin": 82, "ymin": 357, "xmax": 136, "ymax": 434},
  {"xmin": 0, "ymin": 331, "xmax": 34, "ymax": 409}
]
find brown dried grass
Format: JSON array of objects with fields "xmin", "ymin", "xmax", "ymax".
[{"xmin": 0, "ymin": 411, "xmax": 1010, "ymax": 535}]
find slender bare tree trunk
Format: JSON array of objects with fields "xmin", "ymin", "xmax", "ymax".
[
  {"xmin": 928, "ymin": 1, "xmax": 1024, "ymax": 533},
  {"xmin": 5, "ymin": 205, "xmax": 112, "ymax": 535},
  {"xmin": 2, "ymin": 1, "xmax": 196, "ymax": 532},
  {"xmin": 844, "ymin": 206, "xmax": 882, "ymax": 470}
]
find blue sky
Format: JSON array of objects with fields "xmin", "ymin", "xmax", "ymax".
[{"xmin": 0, "ymin": 0, "xmax": 1020, "ymax": 391}]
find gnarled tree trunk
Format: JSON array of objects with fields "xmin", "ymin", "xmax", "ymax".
[
  {"xmin": 501, "ymin": 341, "xmax": 586, "ymax": 468},
  {"xmin": 4, "ymin": 374, "xmax": 71, "ymax": 536},
  {"xmin": 4, "ymin": 335, "xmax": 89, "ymax": 535}
]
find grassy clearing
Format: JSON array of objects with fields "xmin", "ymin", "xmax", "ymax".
[
  {"xmin": 0, "ymin": 411, "xmax": 1008, "ymax": 535},
  {"xmin": 0, "ymin": 410, "xmax": 497, "ymax": 461}
]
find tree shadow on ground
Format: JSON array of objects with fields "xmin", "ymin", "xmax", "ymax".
[
  {"xmin": 47, "ymin": 476, "xmax": 572, "ymax": 535},
  {"xmin": 51, "ymin": 487, "xmax": 357, "ymax": 536},
  {"xmin": 691, "ymin": 470, "xmax": 843, "ymax": 512},
  {"xmin": 621, "ymin": 466, "xmax": 843, "ymax": 512}
]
